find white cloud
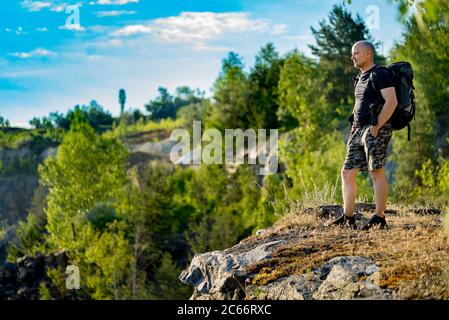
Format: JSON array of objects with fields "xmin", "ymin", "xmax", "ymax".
[
  {"xmin": 152, "ymin": 12, "xmax": 269, "ymax": 41},
  {"xmin": 269, "ymin": 24, "xmax": 288, "ymax": 35},
  {"xmin": 193, "ymin": 44, "xmax": 231, "ymax": 52},
  {"xmin": 9, "ymin": 48, "xmax": 57, "ymax": 59},
  {"xmin": 112, "ymin": 24, "xmax": 152, "ymax": 36},
  {"xmin": 5, "ymin": 28, "xmax": 13, "ymax": 33},
  {"xmin": 282, "ymin": 34, "xmax": 313, "ymax": 41},
  {"xmin": 37, "ymin": 27, "xmax": 49, "ymax": 32},
  {"xmin": 20, "ymin": 0, "xmax": 51, "ymax": 12},
  {"xmin": 94, "ymin": 10, "xmax": 136, "ymax": 17},
  {"xmin": 59, "ymin": 24, "xmax": 86, "ymax": 31},
  {"xmin": 106, "ymin": 39, "xmax": 123, "ymax": 47},
  {"xmin": 20, "ymin": 1, "xmax": 82, "ymax": 12},
  {"xmin": 51, "ymin": 4, "xmax": 67, "ymax": 12},
  {"xmin": 111, "ymin": 12, "xmax": 283, "ymax": 42},
  {"xmin": 16, "ymin": 27, "xmax": 26, "ymax": 35},
  {"xmin": 88, "ymin": 25, "xmax": 114, "ymax": 33},
  {"xmin": 89, "ymin": 0, "xmax": 138, "ymax": 5}
]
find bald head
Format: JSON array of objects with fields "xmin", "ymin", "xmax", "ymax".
[
  {"xmin": 354, "ymin": 40, "xmax": 376, "ymax": 57},
  {"xmin": 351, "ymin": 40, "xmax": 376, "ymax": 71}
]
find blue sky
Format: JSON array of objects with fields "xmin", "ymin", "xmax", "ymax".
[{"xmin": 0, "ymin": 0, "xmax": 406, "ymax": 127}]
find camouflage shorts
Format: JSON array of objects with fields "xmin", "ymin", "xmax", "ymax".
[{"xmin": 343, "ymin": 122, "xmax": 393, "ymax": 171}]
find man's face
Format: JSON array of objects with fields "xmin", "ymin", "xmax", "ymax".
[{"xmin": 351, "ymin": 44, "xmax": 368, "ymax": 69}]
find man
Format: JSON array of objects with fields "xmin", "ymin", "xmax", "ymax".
[{"xmin": 332, "ymin": 40, "xmax": 398, "ymax": 230}]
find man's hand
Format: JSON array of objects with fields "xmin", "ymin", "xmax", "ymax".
[
  {"xmin": 370, "ymin": 125, "xmax": 379, "ymax": 138},
  {"xmin": 375, "ymin": 87, "xmax": 398, "ymax": 129}
]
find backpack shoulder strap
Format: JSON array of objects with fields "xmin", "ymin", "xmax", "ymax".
[{"xmin": 368, "ymin": 65, "xmax": 382, "ymax": 93}]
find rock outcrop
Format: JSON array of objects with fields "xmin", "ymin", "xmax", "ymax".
[
  {"xmin": 0, "ymin": 251, "xmax": 74, "ymax": 300},
  {"xmin": 0, "ymin": 175, "xmax": 39, "ymax": 224},
  {"xmin": 180, "ymin": 238, "xmax": 393, "ymax": 300},
  {"xmin": 179, "ymin": 204, "xmax": 447, "ymax": 300},
  {"xmin": 0, "ymin": 144, "xmax": 55, "ymax": 224},
  {"xmin": 245, "ymin": 256, "xmax": 393, "ymax": 300},
  {"xmin": 180, "ymin": 240, "xmax": 288, "ymax": 300}
]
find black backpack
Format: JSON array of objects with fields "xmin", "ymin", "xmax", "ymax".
[{"xmin": 369, "ymin": 62, "xmax": 416, "ymax": 141}]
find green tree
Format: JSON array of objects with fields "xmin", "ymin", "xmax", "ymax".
[
  {"xmin": 40, "ymin": 120, "xmax": 128, "ymax": 250},
  {"xmin": 309, "ymin": 4, "xmax": 385, "ymax": 110},
  {"xmin": 206, "ymin": 52, "xmax": 251, "ymax": 130},
  {"xmin": 389, "ymin": 0, "xmax": 449, "ymax": 202},
  {"xmin": 49, "ymin": 112, "xmax": 69, "ymax": 130},
  {"xmin": 38, "ymin": 120, "xmax": 132, "ymax": 299},
  {"xmin": 0, "ymin": 116, "xmax": 10, "ymax": 129},
  {"xmin": 7, "ymin": 184, "xmax": 48, "ymax": 261},
  {"xmin": 29, "ymin": 117, "xmax": 43, "ymax": 129},
  {"xmin": 181, "ymin": 164, "xmax": 274, "ymax": 254},
  {"xmin": 7, "ymin": 214, "xmax": 45, "ymax": 261},
  {"xmin": 145, "ymin": 86, "xmax": 203, "ymax": 121},
  {"xmin": 149, "ymin": 251, "xmax": 192, "ymax": 299},
  {"xmin": 119, "ymin": 89, "xmax": 126, "ymax": 115},
  {"xmin": 83, "ymin": 220, "xmax": 133, "ymax": 299},
  {"xmin": 247, "ymin": 43, "xmax": 285, "ymax": 129},
  {"xmin": 277, "ymin": 50, "xmax": 355, "ymax": 201},
  {"xmin": 124, "ymin": 162, "xmax": 196, "ymax": 299},
  {"xmin": 30, "ymin": 102, "xmax": 113, "ymax": 132}
]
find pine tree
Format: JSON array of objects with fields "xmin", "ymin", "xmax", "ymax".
[
  {"xmin": 248, "ymin": 43, "xmax": 284, "ymax": 129},
  {"xmin": 119, "ymin": 89, "xmax": 126, "ymax": 116},
  {"xmin": 38, "ymin": 119, "xmax": 132, "ymax": 298},
  {"xmin": 206, "ymin": 52, "xmax": 250, "ymax": 130},
  {"xmin": 309, "ymin": 4, "xmax": 385, "ymax": 109}
]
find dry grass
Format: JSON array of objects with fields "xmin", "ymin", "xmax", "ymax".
[{"xmin": 245, "ymin": 204, "xmax": 449, "ymax": 299}]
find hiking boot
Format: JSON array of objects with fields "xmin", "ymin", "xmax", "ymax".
[
  {"xmin": 362, "ymin": 214, "xmax": 387, "ymax": 230},
  {"xmin": 331, "ymin": 214, "xmax": 357, "ymax": 229}
]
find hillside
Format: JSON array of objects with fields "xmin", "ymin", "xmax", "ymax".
[
  {"xmin": 0, "ymin": 128, "xmax": 173, "ymax": 225},
  {"xmin": 180, "ymin": 203, "xmax": 449, "ymax": 300}
]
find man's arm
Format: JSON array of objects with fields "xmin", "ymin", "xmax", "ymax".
[{"xmin": 370, "ymin": 87, "xmax": 398, "ymax": 137}]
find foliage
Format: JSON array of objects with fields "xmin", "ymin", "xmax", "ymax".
[
  {"xmin": 310, "ymin": 4, "xmax": 385, "ymax": 109},
  {"xmin": 39, "ymin": 121, "xmax": 129, "ymax": 251},
  {"xmin": 205, "ymin": 52, "xmax": 250, "ymax": 130},
  {"xmin": 389, "ymin": 0, "xmax": 449, "ymax": 202},
  {"xmin": 119, "ymin": 89, "xmax": 126, "ymax": 115},
  {"xmin": 7, "ymin": 214, "xmax": 46, "ymax": 261},
  {"xmin": 104, "ymin": 117, "xmax": 183, "ymax": 140},
  {"xmin": 145, "ymin": 86, "xmax": 204, "ymax": 121},
  {"xmin": 247, "ymin": 43, "xmax": 285, "ymax": 129},
  {"xmin": 412, "ymin": 157, "xmax": 449, "ymax": 205},
  {"xmin": 206, "ymin": 45, "xmax": 293, "ymax": 131},
  {"xmin": 83, "ymin": 220, "xmax": 133, "ymax": 299},
  {"xmin": 0, "ymin": 116, "xmax": 10, "ymax": 128},
  {"xmin": 0, "ymin": 129, "xmax": 34, "ymax": 149},
  {"xmin": 3, "ymin": 1, "xmax": 449, "ymax": 300},
  {"xmin": 148, "ymin": 251, "xmax": 192, "ymax": 300},
  {"xmin": 34, "ymin": 120, "xmax": 133, "ymax": 299},
  {"xmin": 29, "ymin": 101, "xmax": 113, "ymax": 133}
]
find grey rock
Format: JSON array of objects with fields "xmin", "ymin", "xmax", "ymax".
[
  {"xmin": 313, "ymin": 256, "xmax": 392, "ymax": 300},
  {"xmin": 179, "ymin": 240, "xmax": 285, "ymax": 299},
  {"xmin": 245, "ymin": 256, "xmax": 393, "ymax": 300},
  {"xmin": 0, "ymin": 175, "xmax": 39, "ymax": 224},
  {"xmin": 0, "ymin": 251, "xmax": 75, "ymax": 300},
  {"xmin": 246, "ymin": 274, "xmax": 322, "ymax": 300},
  {"xmin": 182, "ymin": 252, "xmax": 394, "ymax": 300}
]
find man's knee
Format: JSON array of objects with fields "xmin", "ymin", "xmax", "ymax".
[
  {"xmin": 341, "ymin": 168, "xmax": 357, "ymax": 182},
  {"xmin": 369, "ymin": 167, "xmax": 385, "ymax": 180}
]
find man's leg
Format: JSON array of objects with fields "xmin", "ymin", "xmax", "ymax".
[
  {"xmin": 335, "ymin": 126, "xmax": 365, "ymax": 228},
  {"xmin": 361, "ymin": 124, "xmax": 392, "ymax": 230},
  {"xmin": 369, "ymin": 167, "xmax": 388, "ymax": 217},
  {"xmin": 341, "ymin": 168, "xmax": 359, "ymax": 217}
]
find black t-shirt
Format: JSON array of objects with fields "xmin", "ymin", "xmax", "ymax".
[{"xmin": 353, "ymin": 65, "xmax": 395, "ymax": 128}]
